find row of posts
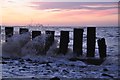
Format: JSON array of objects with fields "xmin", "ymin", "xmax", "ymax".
[{"xmin": 4, "ymin": 27, "xmax": 107, "ymax": 59}]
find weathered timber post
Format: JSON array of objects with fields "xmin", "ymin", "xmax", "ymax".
[
  {"xmin": 5, "ymin": 27, "xmax": 14, "ymax": 42},
  {"xmin": 59, "ymin": 31, "xmax": 69, "ymax": 54},
  {"xmin": 87, "ymin": 27, "xmax": 96, "ymax": 57},
  {"xmin": 97, "ymin": 38, "xmax": 107, "ymax": 59},
  {"xmin": 45, "ymin": 31, "xmax": 55, "ymax": 53},
  {"xmin": 46, "ymin": 31, "xmax": 55, "ymax": 45},
  {"xmin": 32, "ymin": 31, "xmax": 41, "ymax": 39},
  {"xmin": 73, "ymin": 28, "xmax": 84, "ymax": 56},
  {"xmin": 19, "ymin": 28, "xmax": 28, "ymax": 34}
]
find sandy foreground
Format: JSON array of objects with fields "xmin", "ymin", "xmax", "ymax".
[{"xmin": 1, "ymin": 53, "xmax": 119, "ymax": 79}]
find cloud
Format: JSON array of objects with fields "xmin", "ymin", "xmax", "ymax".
[
  {"xmin": 30, "ymin": 2, "xmax": 118, "ymax": 11},
  {"xmin": 29, "ymin": 2, "xmax": 118, "ymax": 18}
]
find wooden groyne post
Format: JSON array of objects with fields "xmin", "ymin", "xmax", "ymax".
[
  {"xmin": 19, "ymin": 28, "xmax": 28, "ymax": 34},
  {"xmin": 32, "ymin": 31, "xmax": 41, "ymax": 39},
  {"xmin": 73, "ymin": 28, "xmax": 84, "ymax": 56},
  {"xmin": 45, "ymin": 31, "xmax": 55, "ymax": 53},
  {"xmin": 97, "ymin": 38, "xmax": 107, "ymax": 59},
  {"xmin": 46, "ymin": 31, "xmax": 55, "ymax": 45},
  {"xmin": 87, "ymin": 27, "xmax": 96, "ymax": 57},
  {"xmin": 59, "ymin": 31, "xmax": 69, "ymax": 54},
  {"xmin": 5, "ymin": 27, "xmax": 14, "ymax": 42}
]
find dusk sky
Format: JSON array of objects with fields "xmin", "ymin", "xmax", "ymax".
[{"xmin": 1, "ymin": 0, "xmax": 119, "ymax": 26}]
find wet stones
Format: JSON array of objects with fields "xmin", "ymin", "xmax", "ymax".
[
  {"xmin": 19, "ymin": 68, "xmax": 25, "ymax": 71},
  {"xmin": 2, "ymin": 61, "xmax": 7, "ymax": 64},
  {"xmin": 26, "ymin": 58, "xmax": 32, "ymax": 62},
  {"xmin": 50, "ymin": 77, "xmax": 60, "ymax": 80},
  {"xmin": 103, "ymin": 68, "xmax": 109, "ymax": 72},
  {"xmin": 101, "ymin": 73, "xmax": 114, "ymax": 78},
  {"xmin": 84, "ymin": 58, "xmax": 105, "ymax": 65}
]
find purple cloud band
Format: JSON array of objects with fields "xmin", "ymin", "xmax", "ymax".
[{"xmin": 30, "ymin": 2, "xmax": 118, "ymax": 11}]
